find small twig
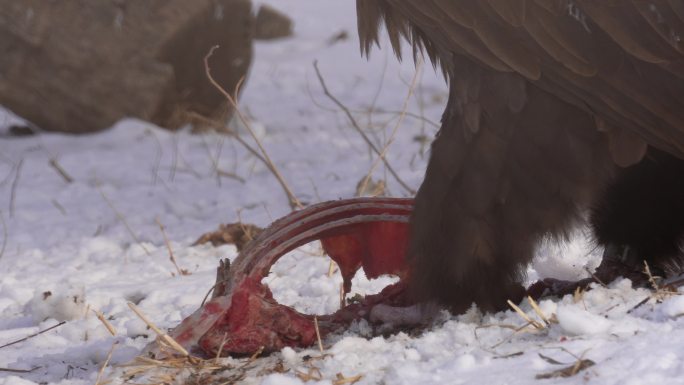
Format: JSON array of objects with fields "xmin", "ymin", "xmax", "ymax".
[
  {"xmin": 169, "ymin": 132, "xmax": 180, "ymax": 182},
  {"xmin": 146, "ymin": 129, "xmax": 164, "ymax": 187},
  {"xmin": 127, "ymin": 302, "xmax": 190, "ymax": 357},
  {"xmin": 204, "ymin": 46, "xmax": 303, "ymax": 210},
  {"xmin": 214, "ymin": 333, "xmax": 229, "ymax": 362},
  {"xmin": 527, "ymin": 296, "xmax": 551, "ymax": 326},
  {"xmin": 489, "ymin": 321, "xmax": 538, "ymax": 349},
  {"xmin": 48, "ymin": 158, "xmax": 74, "ymax": 183},
  {"xmin": 0, "ymin": 210, "xmax": 7, "ymax": 261},
  {"xmin": 585, "ymin": 267, "xmax": 607, "ymax": 287},
  {"xmin": 339, "ymin": 283, "xmax": 346, "ymax": 309},
  {"xmin": 313, "ymin": 316, "xmax": 324, "ymax": 353},
  {"xmin": 248, "ymin": 346, "xmax": 264, "ymax": 362},
  {"xmin": 51, "ymin": 199, "xmax": 67, "ymax": 216},
  {"xmin": 186, "ymin": 111, "xmax": 268, "ymax": 166},
  {"xmin": 627, "ymin": 296, "xmax": 652, "ymax": 314},
  {"xmin": 98, "ymin": 187, "xmax": 151, "ymax": 256},
  {"xmin": 0, "ymin": 321, "xmax": 66, "ymax": 349},
  {"xmin": 359, "ymin": 59, "xmax": 421, "ymax": 195},
  {"xmin": 0, "ymin": 367, "xmax": 39, "ymax": 373},
  {"xmin": 93, "ymin": 309, "xmax": 117, "ymax": 336},
  {"xmin": 306, "ymin": 75, "xmax": 438, "ymax": 130},
  {"xmin": 155, "ymin": 217, "xmax": 187, "ymax": 276},
  {"xmin": 296, "ymin": 367, "xmax": 323, "ymax": 382},
  {"xmin": 643, "ymin": 261, "xmax": 661, "ymax": 291},
  {"xmin": 334, "ymin": 373, "xmax": 363, "ymax": 385},
  {"xmin": 507, "ymin": 300, "xmax": 544, "ymax": 330},
  {"xmin": 8, "ymin": 158, "xmax": 23, "ymax": 218},
  {"xmin": 200, "ymin": 134, "xmax": 225, "ymax": 187},
  {"xmin": 327, "ymin": 260, "xmax": 337, "ymax": 278},
  {"xmin": 94, "ymin": 341, "xmax": 118, "ymax": 385},
  {"xmin": 313, "ymin": 61, "xmax": 416, "ymax": 195},
  {"xmin": 217, "ymin": 169, "xmax": 246, "ymax": 183}
]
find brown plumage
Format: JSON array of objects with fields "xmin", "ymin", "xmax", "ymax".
[{"xmin": 357, "ymin": 0, "xmax": 684, "ymax": 312}]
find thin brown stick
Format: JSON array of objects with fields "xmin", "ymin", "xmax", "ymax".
[
  {"xmin": 313, "ymin": 61, "xmax": 415, "ymax": 195},
  {"xmin": 304, "ymin": 81, "xmax": 440, "ymax": 129},
  {"xmin": 359, "ymin": 59, "xmax": 421, "ymax": 195},
  {"xmin": 49, "ymin": 158, "xmax": 74, "ymax": 183},
  {"xmin": 186, "ymin": 111, "xmax": 268, "ymax": 167},
  {"xmin": 169, "ymin": 132, "xmax": 180, "ymax": 182},
  {"xmin": 98, "ymin": 186, "xmax": 151, "ymax": 256},
  {"xmin": 327, "ymin": 260, "xmax": 337, "ymax": 278},
  {"xmin": 0, "ymin": 321, "xmax": 66, "ymax": 349},
  {"xmin": 527, "ymin": 296, "xmax": 551, "ymax": 326},
  {"xmin": 93, "ymin": 309, "xmax": 117, "ymax": 336},
  {"xmin": 0, "ymin": 367, "xmax": 39, "ymax": 373},
  {"xmin": 51, "ymin": 199, "xmax": 67, "ymax": 216},
  {"xmin": 127, "ymin": 302, "xmax": 189, "ymax": 357},
  {"xmin": 333, "ymin": 373, "xmax": 363, "ymax": 385},
  {"xmin": 214, "ymin": 332, "xmax": 229, "ymax": 362},
  {"xmin": 314, "ymin": 316, "xmax": 324, "ymax": 353},
  {"xmin": 507, "ymin": 300, "xmax": 544, "ymax": 330},
  {"xmin": 155, "ymin": 217, "xmax": 187, "ymax": 276},
  {"xmin": 9, "ymin": 158, "xmax": 23, "ymax": 218},
  {"xmin": 147, "ymin": 129, "xmax": 164, "ymax": 187},
  {"xmin": 0, "ymin": 210, "xmax": 6, "ymax": 261},
  {"xmin": 204, "ymin": 46, "xmax": 303, "ymax": 210},
  {"xmin": 94, "ymin": 341, "xmax": 118, "ymax": 385},
  {"xmin": 339, "ymin": 283, "xmax": 346, "ymax": 309}
]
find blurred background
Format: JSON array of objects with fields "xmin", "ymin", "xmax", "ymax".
[{"xmin": 0, "ymin": 0, "xmax": 449, "ymax": 241}]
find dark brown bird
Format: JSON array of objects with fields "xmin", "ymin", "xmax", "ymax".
[{"xmin": 357, "ymin": 0, "xmax": 684, "ymax": 312}]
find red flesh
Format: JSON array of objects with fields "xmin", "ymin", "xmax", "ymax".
[{"xmin": 163, "ymin": 198, "xmax": 415, "ymax": 357}]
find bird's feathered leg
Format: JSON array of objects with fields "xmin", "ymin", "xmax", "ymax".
[
  {"xmin": 590, "ymin": 147, "xmax": 684, "ymax": 284},
  {"xmin": 408, "ymin": 55, "xmax": 615, "ymax": 312}
]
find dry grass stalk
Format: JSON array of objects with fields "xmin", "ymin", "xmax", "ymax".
[
  {"xmin": 535, "ymin": 349, "xmax": 595, "ymax": 380},
  {"xmin": 155, "ymin": 217, "xmax": 189, "ymax": 276},
  {"xmin": 98, "ymin": 187, "xmax": 151, "ymax": 257},
  {"xmin": 51, "ymin": 199, "xmax": 67, "ymax": 215},
  {"xmin": 573, "ymin": 286, "xmax": 584, "ymax": 303},
  {"xmin": 245, "ymin": 347, "xmax": 264, "ymax": 364},
  {"xmin": 214, "ymin": 333, "xmax": 229, "ymax": 363},
  {"xmin": 0, "ymin": 321, "xmax": 66, "ymax": 349},
  {"xmin": 8, "ymin": 158, "xmax": 22, "ymax": 218},
  {"xmin": 93, "ymin": 309, "xmax": 117, "ymax": 336},
  {"xmin": 643, "ymin": 261, "xmax": 662, "ymax": 292},
  {"xmin": 507, "ymin": 300, "xmax": 545, "ymax": 330},
  {"xmin": 186, "ymin": 111, "xmax": 268, "ymax": 168},
  {"xmin": 334, "ymin": 373, "xmax": 363, "ymax": 385},
  {"xmin": 313, "ymin": 60, "xmax": 416, "ymax": 195},
  {"xmin": 339, "ymin": 283, "xmax": 346, "ymax": 309},
  {"xmin": 314, "ymin": 316, "xmax": 324, "ymax": 353},
  {"xmin": 0, "ymin": 210, "xmax": 6, "ymax": 261},
  {"xmin": 296, "ymin": 367, "xmax": 323, "ymax": 382},
  {"xmin": 204, "ymin": 45, "xmax": 303, "ymax": 210},
  {"xmin": 358, "ymin": 59, "xmax": 422, "ymax": 196},
  {"xmin": 122, "ymin": 354, "xmax": 240, "ymax": 385},
  {"xmin": 146, "ymin": 129, "xmax": 164, "ymax": 187},
  {"xmin": 127, "ymin": 302, "xmax": 190, "ymax": 357},
  {"xmin": 488, "ymin": 321, "xmax": 539, "ymax": 349},
  {"xmin": 94, "ymin": 341, "xmax": 118, "ymax": 385},
  {"xmin": 199, "ymin": 133, "xmax": 227, "ymax": 187},
  {"xmin": 642, "ymin": 261, "xmax": 679, "ymax": 303},
  {"xmin": 48, "ymin": 158, "xmax": 74, "ymax": 183},
  {"xmin": 328, "ymin": 260, "xmax": 337, "ymax": 278},
  {"xmin": 527, "ymin": 296, "xmax": 552, "ymax": 326},
  {"xmin": 0, "ymin": 367, "xmax": 37, "ymax": 373}
]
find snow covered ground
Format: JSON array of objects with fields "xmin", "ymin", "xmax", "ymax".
[{"xmin": 2, "ymin": 1, "xmax": 684, "ymax": 384}]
